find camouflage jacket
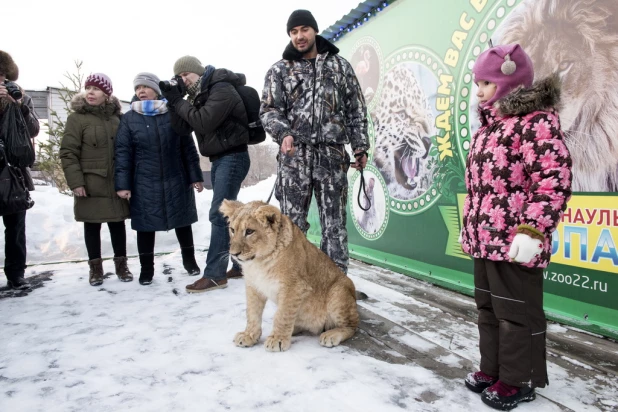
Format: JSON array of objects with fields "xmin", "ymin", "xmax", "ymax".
[
  {"xmin": 259, "ymin": 35, "xmax": 369, "ymax": 152},
  {"xmin": 461, "ymin": 76, "xmax": 572, "ymax": 268}
]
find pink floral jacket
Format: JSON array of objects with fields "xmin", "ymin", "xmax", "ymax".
[{"xmin": 461, "ymin": 76, "xmax": 573, "ymax": 268}]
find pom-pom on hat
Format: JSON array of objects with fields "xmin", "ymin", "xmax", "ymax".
[
  {"xmin": 85, "ymin": 73, "xmax": 113, "ymax": 96},
  {"xmin": 472, "ymin": 43, "xmax": 534, "ymax": 107}
]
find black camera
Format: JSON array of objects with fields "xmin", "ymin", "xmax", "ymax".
[
  {"xmin": 3, "ymin": 79, "xmax": 22, "ymax": 100},
  {"xmin": 159, "ymin": 75, "xmax": 184, "ymax": 93}
]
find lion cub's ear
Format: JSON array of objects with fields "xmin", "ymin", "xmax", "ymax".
[
  {"xmin": 253, "ymin": 205, "xmax": 281, "ymax": 228},
  {"xmin": 220, "ymin": 200, "xmax": 244, "ymax": 220}
]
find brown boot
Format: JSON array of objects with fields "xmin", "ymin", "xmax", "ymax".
[
  {"xmin": 88, "ymin": 258, "xmax": 104, "ymax": 286},
  {"xmin": 226, "ymin": 267, "xmax": 243, "ymax": 279},
  {"xmin": 113, "ymin": 256, "xmax": 133, "ymax": 282},
  {"xmin": 186, "ymin": 277, "xmax": 227, "ymax": 293}
]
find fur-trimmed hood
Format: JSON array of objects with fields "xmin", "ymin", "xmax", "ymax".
[
  {"xmin": 495, "ymin": 74, "xmax": 562, "ymax": 116},
  {"xmin": 70, "ymin": 93, "xmax": 122, "ymax": 118},
  {"xmin": 0, "ymin": 50, "xmax": 19, "ymax": 81},
  {"xmin": 282, "ymin": 35, "xmax": 339, "ymax": 61}
]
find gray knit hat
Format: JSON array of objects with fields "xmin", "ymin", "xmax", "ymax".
[
  {"xmin": 133, "ymin": 72, "xmax": 161, "ymax": 95},
  {"xmin": 173, "ymin": 56, "xmax": 204, "ymax": 76}
]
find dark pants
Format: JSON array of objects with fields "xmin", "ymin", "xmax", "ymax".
[
  {"xmin": 204, "ymin": 151, "xmax": 250, "ymax": 280},
  {"xmin": 276, "ymin": 144, "xmax": 350, "ymax": 273},
  {"xmin": 3, "ymin": 210, "xmax": 27, "ymax": 281},
  {"xmin": 84, "ymin": 221, "xmax": 127, "ymax": 260},
  {"xmin": 137, "ymin": 225, "xmax": 194, "ymax": 255},
  {"xmin": 474, "ymin": 258, "xmax": 548, "ymax": 388}
]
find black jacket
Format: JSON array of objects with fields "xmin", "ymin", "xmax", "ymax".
[
  {"xmin": 170, "ymin": 67, "xmax": 249, "ymax": 159},
  {"xmin": 0, "ymin": 93, "xmax": 39, "ymax": 191}
]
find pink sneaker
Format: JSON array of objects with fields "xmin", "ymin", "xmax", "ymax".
[
  {"xmin": 481, "ymin": 380, "xmax": 536, "ymax": 410},
  {"xmin": 464, "ymin": 371, "xmax": 498, "ymax": 393}
]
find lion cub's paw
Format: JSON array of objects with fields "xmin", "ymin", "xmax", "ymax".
[
  {"xmin": 264, "ymin": 335, "xmax": 292, "ymax": 352},
  {"xmin": 319, "ymin": 330, "xmax": 345, "ymax": 348},
  {"xmin": 234, "ymin": 331, "xmax": 260, "ymax": 348}
]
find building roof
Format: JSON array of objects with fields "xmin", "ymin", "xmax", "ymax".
[{"xmin": 322, "ymin": 0, "xmax": 394, "ymax": 42}]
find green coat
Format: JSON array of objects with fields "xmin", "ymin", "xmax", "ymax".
[{"xmin": 60, "ymin": 94, "xmax": 130, "ymax": 223}]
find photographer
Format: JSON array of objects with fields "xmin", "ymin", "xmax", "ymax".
[
  {"xmin": 0, "ymin": 50, "xmax": 39, "ymax": 290},
  {"xmin": 162, "ymin": 56, "xmax": 250, "ymax": 294}
]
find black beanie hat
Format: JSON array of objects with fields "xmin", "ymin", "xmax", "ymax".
[{"xmin": 287, "ymin": 10, "xmax": 319, "ymax": 35}]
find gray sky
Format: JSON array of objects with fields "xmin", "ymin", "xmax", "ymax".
[{"xmin": 4, "ymin": 0, "xmax": 361, "ymax": 101}]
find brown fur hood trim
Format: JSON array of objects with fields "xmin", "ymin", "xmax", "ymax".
[
  {"xmin": 0, "ymin": 50, "xmax": 19, "ymax": 81},
  {"xmin": 496, "ymin": 74, "xmax": 562, "ymax": 116},
  {"xmin": 70, "ymin": 92, "xmax": 122, "ymax": 116}
]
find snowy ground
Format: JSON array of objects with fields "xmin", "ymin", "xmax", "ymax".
[
  {"xmin": 4, "ymin": 177, "xmax": 279, "ymax": 265},
  {"xmin": 1, "ymin": 179, "xmax": 617, "ymax": 411}
]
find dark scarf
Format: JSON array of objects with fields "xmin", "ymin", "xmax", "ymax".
[{"xmin": 188, "ymin": 65, "xmax": 216, "ymax": 104}]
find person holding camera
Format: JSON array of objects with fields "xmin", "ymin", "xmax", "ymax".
[
  {"xmin": 161, "ymin": 56, "xmax": 250, "ymax": 294},
  {"xmin": 114, "ymin": 72, "xmax": 204, "ymax": 285},
  {"xmin": 259, "ymin": 10, "xmax": 369, "ymax": 275},
  {"xmin": 0, "ymin": 50, "xmax": 39, "ymax": 290},
  {"xmin": 59, "ymin": 73, "xmax": 131, "ymax": 287}
]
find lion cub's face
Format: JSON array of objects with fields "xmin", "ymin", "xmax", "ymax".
[{"xmin": 220, "ymin": 200, "xmax": 283, "ymax": 263}]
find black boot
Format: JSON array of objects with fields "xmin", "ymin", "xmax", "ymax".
[
  {"xmin": 7, "ymin": 275, "xmax": 29, "ymax": 290},
  {"xmin": 139, "ymin": 253, "xmax": 155, "ymax": 285},
  {"xmin": 181, "ymin": 247, "xmax": 201, "ymax": 276}
]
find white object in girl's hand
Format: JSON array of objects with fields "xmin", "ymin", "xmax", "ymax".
[{"xmin": 508, "ymin": 233, "xmax": 542, "ymax": 263}]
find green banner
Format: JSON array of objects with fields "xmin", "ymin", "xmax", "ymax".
[{"xmin": 310, "ymin": 0, "xmax": 618, "ymax": 338}]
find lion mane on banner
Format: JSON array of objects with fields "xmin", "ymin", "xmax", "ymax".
[{"xmin": 497, "ymin": 0, "xmax": 618, "ymax": 192}]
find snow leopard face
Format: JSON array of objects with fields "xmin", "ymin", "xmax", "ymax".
[{"xmin": 372, "ymin": 65, "xmax": 434, "ymax": 200}]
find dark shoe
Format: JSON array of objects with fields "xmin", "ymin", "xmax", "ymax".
[
  {"xmin": 113, "ymin": 256, "xmax": 133, "ymax": 282},
  {"xmin": 139, "ymin": 253, "xmax": 154, "ymax": 285},
  {"xmin": 186, "ymin": 277, "xmax": 227, "ymax": 293},
  {"xmin": 182, "ymin": 247, "xmax": 201, "ymax": 276},
  {"xmin": 465, "ymin": 371, "xmax": 498, "ymax": 393},
  {"xmin": 7, "ymin": 276, "xmax": 29, "ymax": 290},
  {"xmin": 481, "ymin": 380, "xmax": 535, "ymax": 411},
  {"xmin": 88, "ymin": 258, "xmax": 104, "ymax": 286},
  {"xmin": 355, "ymin": 290, "xmax": 369, "ymax": 300},
  {"xmin": 226, "ymin": 267, "xmax": 243, "ymax": 279},
  {"xmin": 139, "ymin": 272, "xmax": 154, "ymax": 286}
]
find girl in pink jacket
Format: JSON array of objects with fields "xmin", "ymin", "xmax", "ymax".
[{"xmin": 461, "ymin": 44, "xmax": 572, "ymax": 411}]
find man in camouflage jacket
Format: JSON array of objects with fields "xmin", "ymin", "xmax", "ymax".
[{"xmin": 259, "ymin": 10, "xmax": 369, "ymax": 274}]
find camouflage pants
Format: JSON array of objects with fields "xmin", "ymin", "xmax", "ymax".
[{"xmin": 275, "ymin": 143, "xmax": 351, "ymax": 273}]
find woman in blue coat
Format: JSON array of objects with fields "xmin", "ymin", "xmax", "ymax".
[{"xmin": 115, "ymin": 72, "xmax": 204, "ymax": 285}]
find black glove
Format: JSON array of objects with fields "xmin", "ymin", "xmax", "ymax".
[{"xmin": 162, "ymin": 87, "xmax": 183, "ymax": 106}]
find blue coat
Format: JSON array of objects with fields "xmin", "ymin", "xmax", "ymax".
[{"xmin": 114, "ymin": 108, "xmax": 203, "ymax": 232}]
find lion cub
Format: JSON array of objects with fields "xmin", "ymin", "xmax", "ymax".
[{"xmin": 220, "ymin": 200, "xmax": 359, "ymax": 352}]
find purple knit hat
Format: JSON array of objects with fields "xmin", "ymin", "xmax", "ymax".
[
  {"xmin": 85, "ymin": 73, "xmax": 113, "ymax": 96},
  {"xmin": 472, "ymin": 44, "xmax": 533, "ymax": 107}
]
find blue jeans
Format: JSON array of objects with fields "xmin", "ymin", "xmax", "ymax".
[{"xmin": 203, "ymin": 151, "xmax": 250, "ymax": 280}]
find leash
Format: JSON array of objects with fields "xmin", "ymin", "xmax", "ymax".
[
  {"xmin": 352, "ymin": 151, "xmax": 371, "ymax": 211},
  {"xmin": 266, "ymin": 178, "xmax": 276, "ymax": 204},
  {"xmin": 265, "ymin": 145, "xmax": 370, "ymax": 212}
]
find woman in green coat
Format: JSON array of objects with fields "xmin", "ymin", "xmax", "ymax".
[{"xmin": 60, "ymin": 73, "xmax": 131, "ymax": 286}]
